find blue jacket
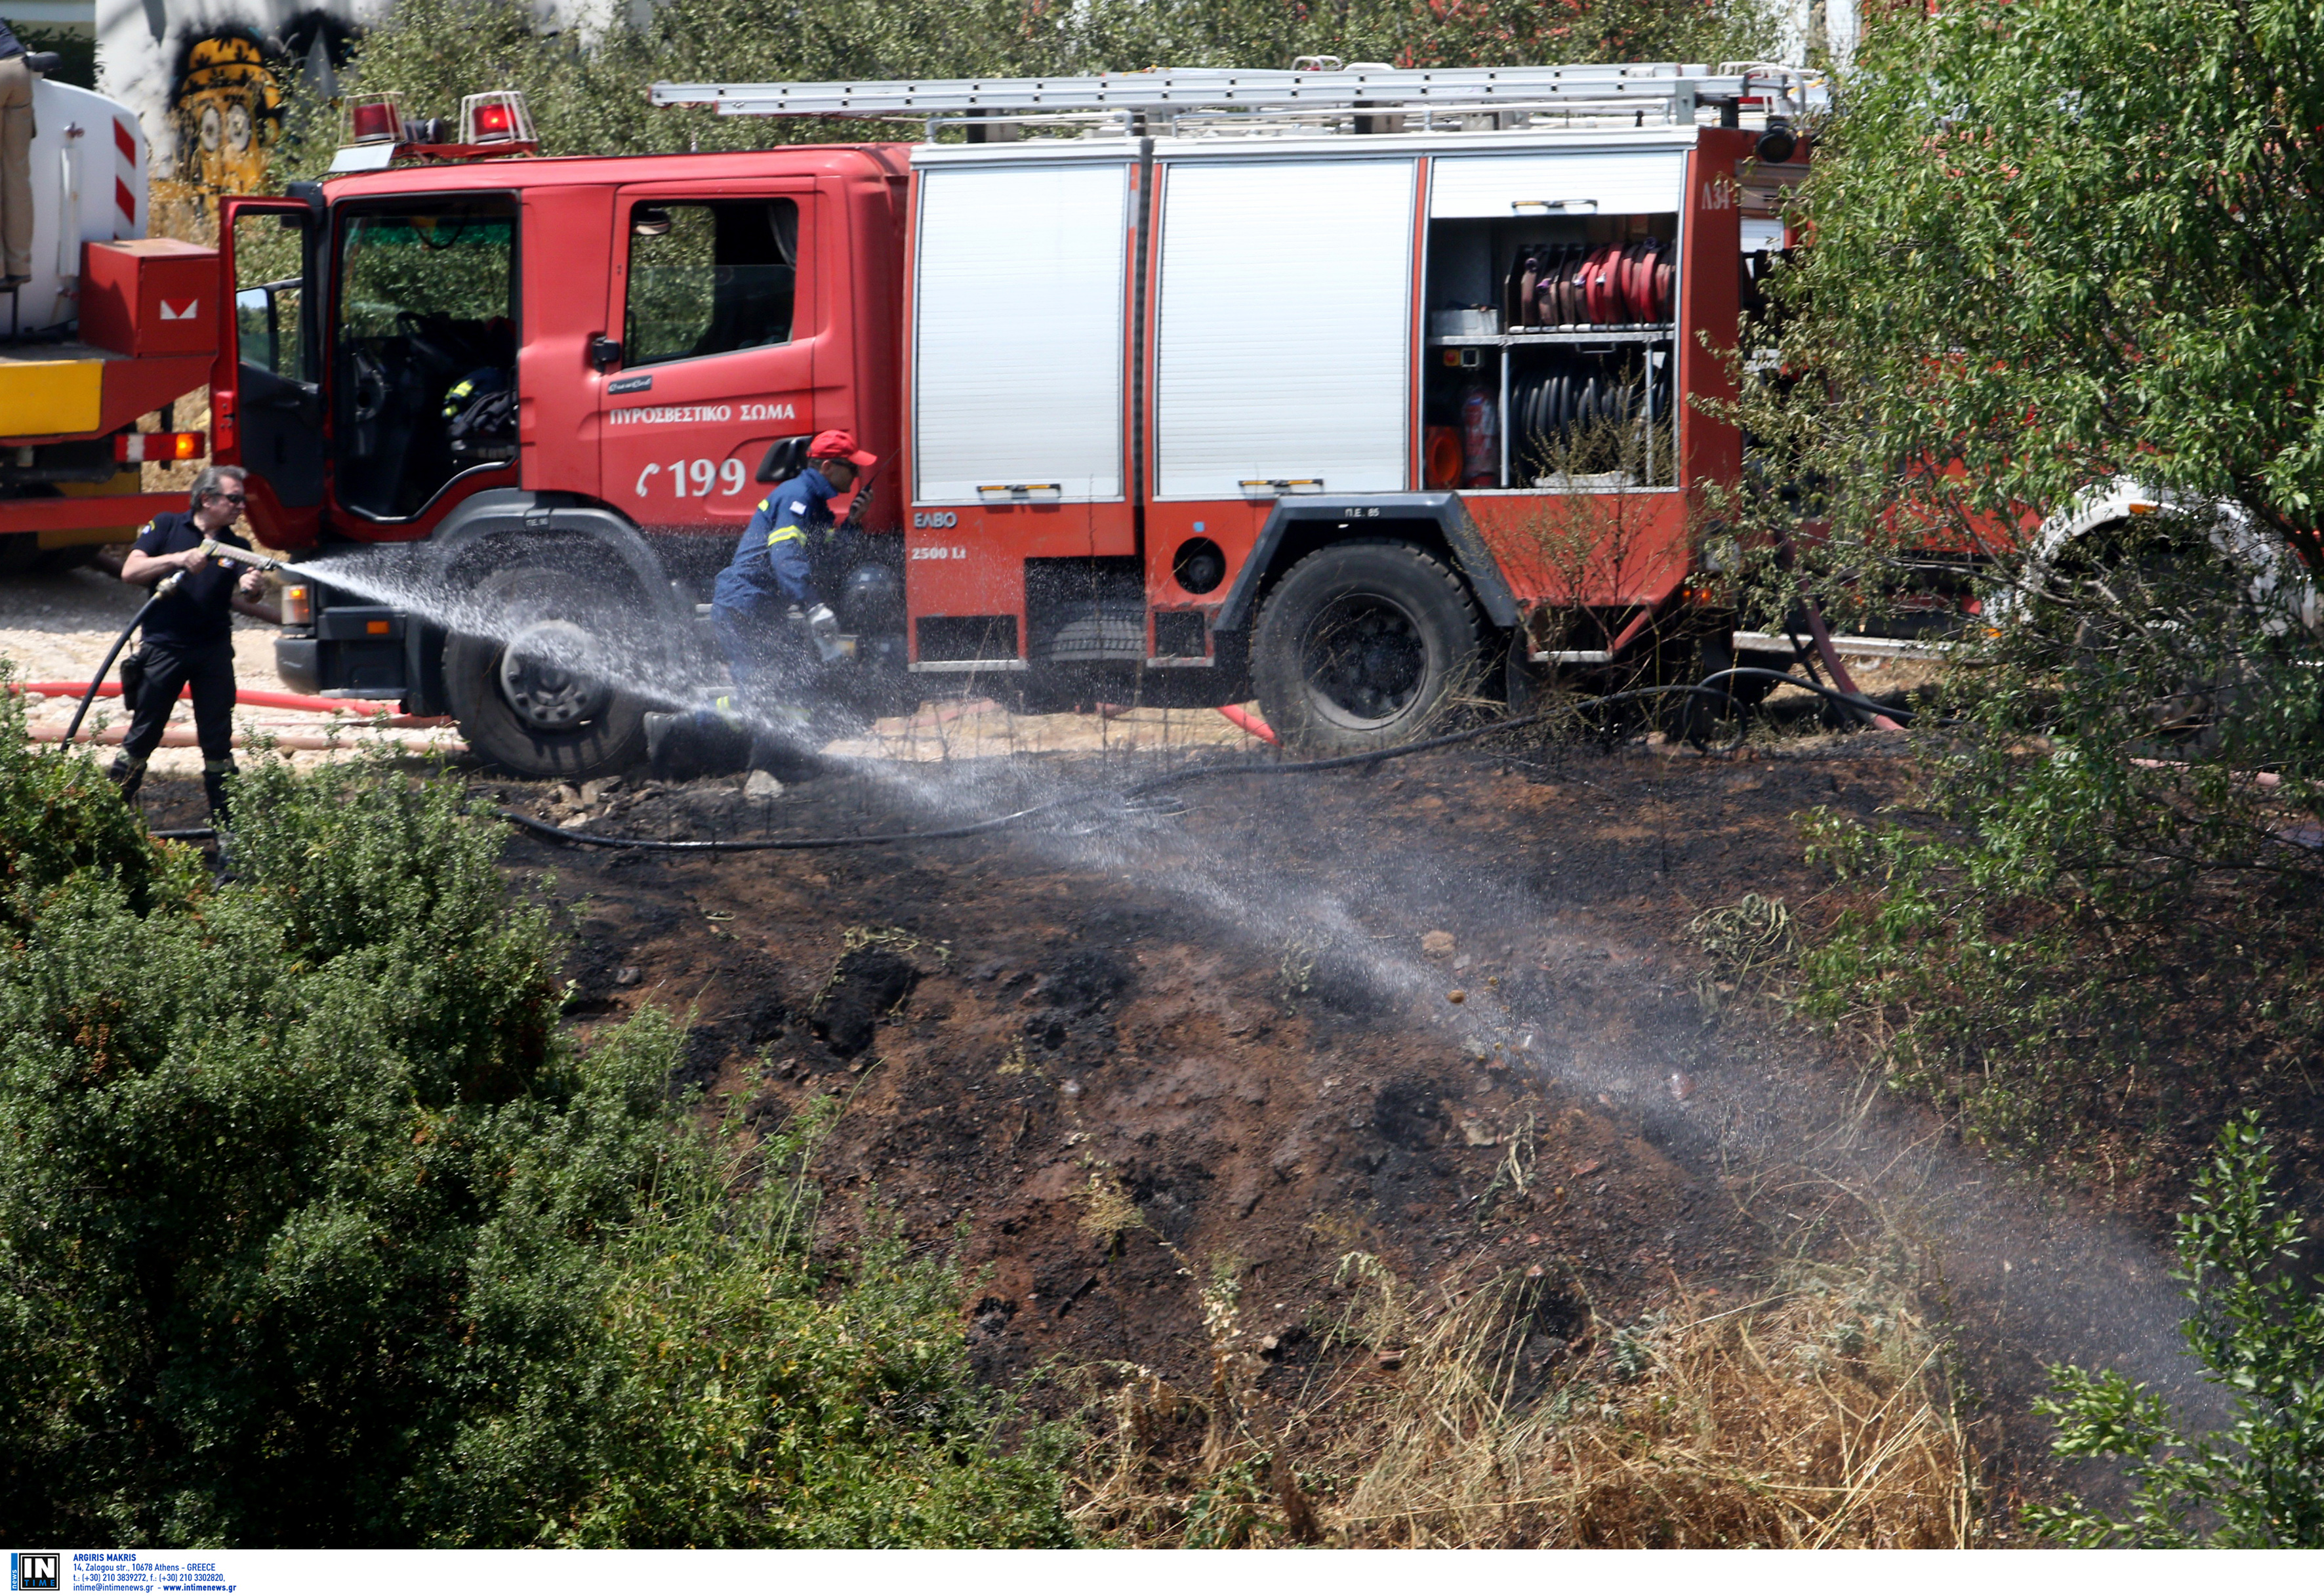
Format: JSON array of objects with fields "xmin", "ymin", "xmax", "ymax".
[{"xmin": 712, "ymin": 466, "xmax": 835, "ymax": 612}]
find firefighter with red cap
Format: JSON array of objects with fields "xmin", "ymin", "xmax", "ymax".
[{"xmin": 647, "ymin": 428, "xmax": 878, "ymax": 781}]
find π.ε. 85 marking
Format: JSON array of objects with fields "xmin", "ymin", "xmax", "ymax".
[{"xmin": 634, "ymin": 459, "xmax": 749, "ymax": 498}]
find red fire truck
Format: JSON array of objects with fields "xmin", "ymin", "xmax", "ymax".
[{"xmin": 216, "ymin": 64, "xmax": 1821, "ymax": 777}]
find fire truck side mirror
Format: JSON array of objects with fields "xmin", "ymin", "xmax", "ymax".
[
  {"xmin": 589, "ymin": 335, "xmax": 622, "ymax": 371},
  {"xmin": 756, "ymin": 435, "xmax": 812, "ymax": 483}
]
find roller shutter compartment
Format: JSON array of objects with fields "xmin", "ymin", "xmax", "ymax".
[
  {"xmin": 1427, "ymin": 150, "xmax": 1686, "ymax": 220},
  {"xmin": 1154, "ymin": 158, "xmax": 1417, "ymax": 499},
  {"xmin": 912, "ymin": 161, "xmax": 1130, "ymax": 504}
]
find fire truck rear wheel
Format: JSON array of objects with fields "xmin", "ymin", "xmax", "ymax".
[
  {"xmin": 1252, "ymin": 540, "xmax": 1482, "ymax": 754},
  {"xmin": 443, "ymin": 563, "xmax": 651, "ymax": 781}
]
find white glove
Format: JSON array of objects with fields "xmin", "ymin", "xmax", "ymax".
[{"xmin": 805, "ymin": 603, "xmax": 838, "ymax": 642}]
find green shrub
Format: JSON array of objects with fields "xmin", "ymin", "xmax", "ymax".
[
  {"xmin": 2028, "ymin": 1115, "xmax": 2324, "ymax": 1547},
  {"xmin": 1787, "ymin": 531, "xmax": 2324, "ymax": 1158},
  {"xmin": 0, "ymin": 670, "xmax": 195, "ymax": 928},
  {"xmin": 0, "ymin": 735, "xmax": 1071, "ymax": 1545},
  {"xmin": 1724, "ymin": 0, "xmax": 2324, "ymax": 1158},
  {"xmin": 423, "ymin": 1102, "xmax": 1078, "ymax": 1547}
]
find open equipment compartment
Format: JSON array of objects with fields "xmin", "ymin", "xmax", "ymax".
[{"xmin": 1421, "ymin": 145, "xmax": 1685, "ymax": 491}]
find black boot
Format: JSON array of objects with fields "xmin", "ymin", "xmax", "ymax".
[
  {"xmin": 746, "ymin": 732, "xmax": 812, "ymax": 783},
  {"xmin": 202, "ymin": 758, "xmax": 235, "ymax": 831},
  {"xmin": 108, "ymin": 753, "xmax": 146, "ymax": 806}
]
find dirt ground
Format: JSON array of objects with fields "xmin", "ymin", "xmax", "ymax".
[
  {"xmin": 9, "ymin": 562, "xmax": 2207, "ymax": 1534},
  {"xmin": 115, "ymin": 728, "xmax": 2206, "ymax": 1528}
]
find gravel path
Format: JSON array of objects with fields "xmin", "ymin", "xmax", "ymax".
[
  {"xmin": 1, "ymin": 564, "xmax": 463, "ymax": 776},
  {"xmin": 3, "ymin": 563, "xmax": 1265, "ymax": 783}
]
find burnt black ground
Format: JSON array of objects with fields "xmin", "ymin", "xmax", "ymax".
[{"xmin": 135, "ymin": 729, "xmax": 2220, "ymax": 1528}]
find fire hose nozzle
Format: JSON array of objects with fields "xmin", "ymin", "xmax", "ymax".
[
  {"xmin": 199, "ymin": 538, "xmax": 283, "ymax": 574},
  {"xmin": 149, "ymin": 541, "xmax": 279, "ymax": 600}
]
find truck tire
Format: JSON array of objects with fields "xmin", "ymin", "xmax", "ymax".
[
  {"xmin": 2054, "ymin": 522, "xmax": 2248, "ymax": 750},
  {"xmin": 443, "ymin": 562, "xmax": 651, "ymax": 780},
  {"xmin": 1252, "ymin": 540, "xmax": 1482, "ymax": 754}
]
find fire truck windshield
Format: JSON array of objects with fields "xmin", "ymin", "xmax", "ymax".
[{"xmin": 333, "ymin": 200, "xmax": 520, "ymax": 520}]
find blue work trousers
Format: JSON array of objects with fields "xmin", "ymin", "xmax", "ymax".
[{"xmin": 687, "ymin": 594, "xmax": 815, "ymax": 764}]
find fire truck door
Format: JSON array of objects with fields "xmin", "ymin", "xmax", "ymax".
[
  {"xmin": 215, "ymin": 195, "xmax": 323, "ymax": 548},
  {"xmin": 601, "ymin": 186, "xmax": 817, "ymax": 541}
]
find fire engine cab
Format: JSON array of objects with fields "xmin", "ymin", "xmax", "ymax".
[{"xmin": 218, "ymin": 63, "xmax": 1821, "ymax": 778}]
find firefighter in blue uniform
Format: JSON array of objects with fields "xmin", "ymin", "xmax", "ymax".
[{"xmin": 647, "ymin": 429, "xmax": 876, "ymax": 778}]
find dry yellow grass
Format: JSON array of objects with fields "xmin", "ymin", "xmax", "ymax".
[
  {"xmin": 1076, "ymin": 1170, "xmax": 1145, "ymax": 1242},
  {"xmin": 1068, "ymin": 1254, "xmax": 1977, "ymax": 1548}
]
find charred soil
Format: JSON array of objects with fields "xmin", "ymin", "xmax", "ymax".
[{"xmin": 138, "ymin": 730, "xmax": 2201, "ymax": 1540}]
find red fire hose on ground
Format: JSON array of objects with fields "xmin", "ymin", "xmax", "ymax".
[
  {"xmin": 1216, "ymin": 704, "xmax": 1279, "ymax": 745},
  {"xmin": 10, "ymin": 682, "xmax": 460, "ymax": 754},
  {"xmin": 9, "ymin": 681, "xmax": 434, "ymax": 721},
  {"xmin": 14, "ymin": 539, "xmax": 459, "ymax": 754}
]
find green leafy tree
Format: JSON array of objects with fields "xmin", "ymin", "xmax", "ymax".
[
  {"xmin": 261, "ymin": 0, "xmax": 1771, "ymax": 184},
  {"xmin": 1753, "ymin": 0, "xmax": 2324, "ymax": 1153},
  {"xmin": 1732, "ymin": 0, "xmax": 2324, "ymax": 572},
  {"xmin": 0, "ymin": 689, "xmax": 1071, "ymax": 1546},
  {"xmin": 2027, "ymin": 1115, "xmax": 2324, "ymax": 1547}
]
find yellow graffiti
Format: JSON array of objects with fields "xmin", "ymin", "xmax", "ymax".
[{"xmin": 174, "ymin": 36, "xmax": 284, "ymax": 198}]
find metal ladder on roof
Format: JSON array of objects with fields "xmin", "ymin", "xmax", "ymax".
[{"xmin": 650, "ymin": 61, "xmax": 1828, "ymax": 134}]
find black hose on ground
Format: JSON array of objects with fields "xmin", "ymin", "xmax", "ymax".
[
  {"xmin": 147, "ymin": 666, "xmax": 1923, "ymax": 852},
  {"xmin": 60, "ymin": 592, "xmax": 166, "ymax": 748},
  {"xmin": 502, "ymin": 668, "xmax": 1921, "ymax": 853}
]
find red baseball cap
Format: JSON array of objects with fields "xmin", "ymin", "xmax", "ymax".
[{"xmin": 808, "ymin": 429, "xmax": 878, "ymax": 470}]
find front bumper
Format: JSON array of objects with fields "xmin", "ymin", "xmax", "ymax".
[{"xmin": 274, "ymin": 634, "xmax": 321, "ymax": 695}]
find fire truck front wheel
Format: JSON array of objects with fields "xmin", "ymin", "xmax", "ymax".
[
  {"xmin": 1252, "ymin": 540, "xmax": 1482, "ymax": 754},
  {"xmin": 443, "ymin": 564, "xmax": 651, "ymax": 781}
]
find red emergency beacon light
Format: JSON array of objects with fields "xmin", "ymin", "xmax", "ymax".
[
  {"xmin": 328, "ymin": 89, "xmax": 539, "ymax": 169},
  {"xmin": 343, "ymin": 91, "xmax": 405, "ymax": 145},
  {"xmin": 460, "ymin": 92, "xmax": 535, "ymax": 148}
]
